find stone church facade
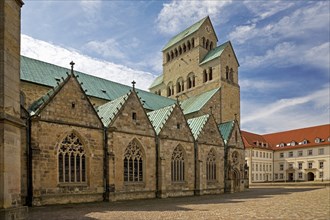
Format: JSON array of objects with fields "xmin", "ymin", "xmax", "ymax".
[{"xmin": 0, "ymin": 0, "xmax": 246, "ymax": 218}]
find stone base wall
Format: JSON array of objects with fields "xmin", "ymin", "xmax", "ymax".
[
  {"xmin": 0, "ymin": 206, "xmax": 28, "ymax": 220},
  {"xmin": 32, "ymin": 193, "xmax": 103, "ymax": 206},
  {"xmin": 108, "ymin": 190, "xmax": 155, "ymax": 202}
]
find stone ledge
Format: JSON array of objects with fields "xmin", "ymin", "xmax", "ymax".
[{"xmin": 0, "ymin": 206, "xmax": 28, "ymax": 220}]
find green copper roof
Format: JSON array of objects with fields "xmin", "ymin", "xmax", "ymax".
[
  {"xmin": 21, "ymin": 56, "xmax": 175, "ymax": 111},
  {"xmin": 97, "ymin": 92, "xmax": 130, "ymax": 127},
  {"xmin": 162, "ymin": 17, "xmax": 208, "ymax": 51},
  {"xmin": 218, "ymin": 120, "xmax": 235, "ymax": 144},
  {"xmin": 181, "ymin": 88, "xmax": 219, "ymax": 115},
  {"xmin": 200, "ymin": 41, "xmax": 229, "ymax": 65},
  {"xmin": 149, "ymin": 74, "xmax": 164, "ymax": 89},
  {"xmin": 187, "ymin": 114, "xmax": 210, "ymax": 140},
  {"xmin": 147, "ymin": 104, "xmax": 175, "ymax": 134}
]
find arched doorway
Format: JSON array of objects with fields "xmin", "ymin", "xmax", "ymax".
[{"xmin": 307, "ymin": 172, "xmax": 314, "ymax": 181}]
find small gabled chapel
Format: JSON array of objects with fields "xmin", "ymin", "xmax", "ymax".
[{"xmin": 0, "ymin": 1, "xmax": 246, "ymax": 218}]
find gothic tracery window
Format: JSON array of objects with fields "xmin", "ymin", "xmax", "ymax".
[
  {"xmin": 206, "ymin": 150, "xmax": 217, "ymax": 181},
  {"xmin": 171, "ymin": 146, "xmax": 185, "ymax": 182},
  {"xmin": 124, "ymin": 140, "xmax": 144, "ymax": 182},
  {"xmin": 58, "ymin": 133, "xmax": 86, "ymax": 183}
]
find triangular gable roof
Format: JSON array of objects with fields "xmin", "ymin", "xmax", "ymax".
[
  {"xmin": 200, "ymin": 41, "xmax": 239, "ymax": 66},
  {"xmin": 149, "ymin": 74, "xmax": 164, "ymax": 89},
  {"xmin": 28, "ymin": 74, "xmax": 71, "ymax": 115},
  {"xmin": 181, "ymin": 88, "xmax": 219, "ymax": 115},
  {"xmin": 97, "ymin": 92, "xmax": 130, "ymax": 127},
  {"xmin": 187, "ymin": 114, "xmax": 210, "ymax": 140},
  {"xmin": 147, "ymin": 104, "xmax": 176, "ymax": 134},
  {"xmin": 241, "ymin": 130, "xmax": 270, "ymax": 149},
  {"xmin": 21, "ymin": 56, "xmax": 175, "ymax": 111},
  {"xmin": 218, "ymin": 120, "xmax": 235, "ymax": 145},
  {"xmin": 162, "ymin": 16, "xmax": 215, "ymax": 51}
]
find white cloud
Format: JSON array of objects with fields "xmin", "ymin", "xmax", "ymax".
[
  {"xmin": 229, "ymin": 2, "xmax": 329, "ymax": 45},
  {"xmin": 156, "ymin": 0, "xmax": 231, "ymax": 35},
  {"xmin": 85, "ymin": 38, "xmax": 127, "ymax": 60},
  {"xmin": 242, "ymin": 42, "xmax": 330, "ymax": 70},
  {"xmin": 21, "ymin": 34, "xmax": 156, "ymax": 91},
  {"xmin": 239, "ymin": 79, "xmax": 289, "ymax": 91},
  {"xmin": 244, "ymin": 1, "xmax": 294, "ymax": 23},
  {"xmin": 241, "ymin": 86, "xmax": 330, "ymax": 133}
]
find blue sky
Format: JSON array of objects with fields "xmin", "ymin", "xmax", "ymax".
[{"xmin": 21, "ymin": 0, "xmax": 329, "ymax": 134}]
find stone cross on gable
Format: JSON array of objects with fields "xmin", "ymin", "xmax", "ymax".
[
  {"xmin": 70, "ymin": 61, "xmax": 75, "ymax": 74},
  {"xmin": 131, "ymin": 80, "xmax": 136, "ymax": 90}
]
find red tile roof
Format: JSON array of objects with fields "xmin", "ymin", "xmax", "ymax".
[
  {"xmin": 242, "ymin": 124, "xmax": 330, "ymax": 151},
  {"xmin": 241, "ymin": 130, "xmax": 271, "ymax": 149}
]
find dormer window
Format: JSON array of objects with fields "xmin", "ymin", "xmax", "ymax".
[
  {"xmin": 315, "ymin": 138, "xmax": 320, "ymax": 143},
  {"xmin": 279, "ymin": 143, "xmax": 285, "ymax": 147},
  {"xmin": 291, "ymin": 141, "xmax": 296, "ymax": 146}
]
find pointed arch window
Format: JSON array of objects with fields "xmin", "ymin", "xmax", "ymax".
[
  {"xmin": 208, "ymin": 67, "xmax": 213, "ymax": 81},
  {"xmin": 203, "ymin": 70, "xmax": 208, "ymax": 82},
  {"xmin": 187, "ymin": 41, "xmax": 191, "ymax": 50},
  {"xmin": 58, "ymin": 133, "xmax": 86, "ymax": 183},
  {"xmin": 206, "ymin": 150, "xmax": 217, "ymax": 181},
  {"xmin": 225, "ymin": 66, "xmax": 229, "ymax": 79},
  {"xmin": 182, "ymin": 43, "xmax": 186, "ymax": 52},
  {"xmin": 124, "ymin": 140, "xmax": 144, "ymax": 182},
  {"xmin": 206, "ymin": 39, "xmax": 209, "ymax": 50},
  {"xmin": 171, "ymin": 146, "xmax": 185, "ymax": 182}
]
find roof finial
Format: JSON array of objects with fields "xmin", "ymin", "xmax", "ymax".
[
  {"xmin": 234, "ymin": 113, "xmax": 237, "ymax": 121},
  {"xmin": 131, "ymin": 80, "xmax": 136, "ymax": 90},
  {"xmin": 70, "ymin": 61, "xmax": 75, "ymax": 74}
]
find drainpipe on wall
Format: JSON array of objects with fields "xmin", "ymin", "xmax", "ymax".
[
  {"xmin": 103, "ymin": 128, "xmax": 109, "ymax": 201},
  {"xmin": 26, "ymin": 115, "xmax": 33, "ymax": 206}
]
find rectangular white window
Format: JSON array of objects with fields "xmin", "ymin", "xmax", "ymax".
[
  {"xmin": 319, "ymin": 172, "xmax": 323, "ymax": 178},
  {"xmin": 280, "ymin": 164, "xmax": 284, "ymax": 171},
  {"xmin": 298, "ymin": 150, "xmax": 303, "ymax": 157},
  {"xmin": 252, "ymin": 150, "xmax": 254, "ymax": 157},
  {"xmin": 308, "ymin": 162, "xmax": 313, "ymax": 169},
  {"xmin": 308, "ymin": 150, "xmax": 313, "ymax": 156},
  {"xmin": 289, "ymin": 163, "xmax": 294, "ymax": 169},
  {"xmin": 256, "ymin": 151, "xmax": 258, "ymax": 157},
  {"xmin": 274, "ymin": 174, "xmax": 278, "ymax": 180},
  {"xmin": 318, "ymin": 148, "xmax": 324, "ymax": 155},
  {"xmin": 280, "ymin": 152, "xmax": 284, "ymax": 158},
  {"xmin": 288, "ymin": 151, "xmax": 293, "ymax": 157},
  {"xmin": 280, "ymin": 173, "xmax": 284, "ymax": 179},
  {"xmin": 319, "ymin": 161, "xmax": 324, "ymax": 169},
  {"xmin": 298, "ymin": 172, "xmax": 303, "ymax": 179},
  {"xmin": 298, "ymin": 162, "xmax": 302, "ymax": 170},
  {"xmin": 256, "ymin": 164, "xmax": 258, "ymax": 171}
]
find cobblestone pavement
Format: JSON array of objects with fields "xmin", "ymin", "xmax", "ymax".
[{"xmin": 28, "ymin": 186, "xmax": 330, "ymax": 220}]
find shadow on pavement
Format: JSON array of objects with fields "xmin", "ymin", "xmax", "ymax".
[{"xmin": 27, "ymin": 187, "xmax": 323, "ymax": 220}]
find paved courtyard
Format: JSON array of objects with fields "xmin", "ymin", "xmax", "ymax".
[{"xmin": 28, "ymin": 186, "xmax": 330, "ymax": 220}]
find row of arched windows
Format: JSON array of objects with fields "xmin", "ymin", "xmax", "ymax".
[
  {"xmin": 203, "ymin": 67, "xmax": 213, "ymax": 83},
  {"xmin": 166, "ymin": 73, "xmax": 196, "ymax": 97},
  {"xmin": 57, "ymin": 133, "xmax": 218, "ymax": 184},
  {"xmin": 202, "ymin": 37, "xmax": 213, "ymax": 51},
  {"xmin": 166, "ymin": 38, "xmax": 195, "ymax": 63}
]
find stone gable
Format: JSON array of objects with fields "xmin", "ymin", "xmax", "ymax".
[
  {"xmin": 196, "ymin": 116, "xmax": 224, "ymax": 146},
  {"xmin": 109, "ymin": 91, "xmax": 155, "ymax": 137},
  {"xmin": 159, "ymin": 105, "xmax": 194, "ymax": 142},
  {"xmin": 35, "ymin": 75, "xmax": 102, "ymax": 128}
]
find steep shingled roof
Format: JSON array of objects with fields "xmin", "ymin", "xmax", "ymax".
[
  {"xmin": 147, "ymin": 104, "xmax": 176, "ymax": 134},
  {"xmin": 187, "ymin": 114, "xmax": 210, "ymax": 140},
  {"xmin": 218, "ymin": 120, "xmax": 235, "ymax": 144},
  {"xmin": 241, "ymin": 130, "xmax": 270, "ymax": 149},
  {"xmin": 181, "ymin": 88, "xmax": 219, "ymax": 115},
  {"xmin": 20, "ymin": 56, "xmax": 175, "ymax": 111},
  {"xmin": 97, "ymin": 92, "xmax": 130, "ymax": 127},
  {"xmin": 162, "ymin": 17, "xmax": 208, "ymax": 51}
]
